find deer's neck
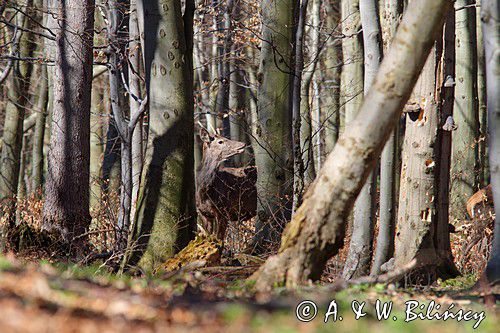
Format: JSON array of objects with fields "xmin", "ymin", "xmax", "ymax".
[{"xmin": 198, "ymin": 154, "xmax": 221, "ymax": 188}]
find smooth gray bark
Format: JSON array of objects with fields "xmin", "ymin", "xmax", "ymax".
[
  {"xmin": 343, "ymin": 0, "xmax": 381, "ymax": 279},
  {"xmin": 249, "ymin": 0, "xmax": 295, "ymax": 252},
  {"xmin": 450, "ymin": 0, "xmax": 480, "ymax": 218},
  {"xmin": 371, "ymin": 0, "xmax": 402, "ymax": 276},
  {"xmin": 481, "ymin": 0, "xmax": 500, "ymax": 285}
]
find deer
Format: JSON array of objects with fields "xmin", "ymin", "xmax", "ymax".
[
  {"xmin": 466, "ymin": 184, "xmax": 493, "ymax": 219},
  {"xmin": 196, "ymin": 128, "xmax": 257, "ymax": 241}
]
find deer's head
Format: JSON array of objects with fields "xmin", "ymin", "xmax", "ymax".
[{"xmin": 199, "ymin": 128, "xmax": 246, "ymax": 163}]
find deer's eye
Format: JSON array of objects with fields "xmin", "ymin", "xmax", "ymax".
[{"xmin": 217, "ymin": 140, "xmax": 224, "ymax": 144}]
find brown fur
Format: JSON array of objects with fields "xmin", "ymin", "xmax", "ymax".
[
  {"xmin": 196, "ymin": 129, "xmax": 257, "ymax": 240},
  {"xmin": 466, "ymin": 184, "xmax": 493, "ymax": 219}
]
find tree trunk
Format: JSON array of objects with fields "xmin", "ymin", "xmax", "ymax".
[
  {"xmin": 129, "ymin": 0, "xmax": 144, "ymax": 223},
  {"xmin": 249, "ymin": 0, "xmax": 295, "ymax": 252},
  {"xmin": 0, "ymin": 0, "xmax": 35, "ymax": 222},
  {"xmin": 450, "ymin": 0, "xmax": 480, "ymax": 218},
  {"xmin": 371, "ymin": 0, "xmax": 403, "ymax": 276},
  {"xmin": 129, "ymin": 0, "xmax": 196, "ymax": 270},
  {"xmin": 343, "ymin": 0, "xmax": 381, "ymax": 279},
  {"xmin": 31, "ymin": 64, "xmax": 49, "ymax": 195},
  {"xmin": 42, "ymin": 0, "xmax": 95, "ymax": 245},
  {"xmin": 322, "ymin": 0, "xmax": 341, "ymax": 160},
  {"xmin": 481, "ymin": 0, "xmax": 500, "ymax": 285},
  {"xmin": 90, "ymin": 78, "xmax": 104, "ymax": 211},
  {"xmin": 250, "ymin": 0, "xmax": 453, "ymax": 290},
  {"xmin": 395, "ymin": 32, "xmax": 457, "ymax": 281},
  {"xmin": 476, "ymin": 0, "xmax": 488, "ymax": 186},
  {"xmin": 291, "ymin": 0, "xmax": 309, "ymax": 212},
  {"xmin": 299, "ymin": 0, "xmax": 319, "ymax": 186}
]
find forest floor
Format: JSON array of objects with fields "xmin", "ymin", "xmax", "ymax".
[{"xmin": 0, "ymin": 254, "xmax": 498, "ymax": 332}]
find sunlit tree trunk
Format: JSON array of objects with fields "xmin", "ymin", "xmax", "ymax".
[
  {"xmin": 322, "ymin": 0, "xmax": 341, "ymax": 160},
  {"xmin": 31, "ymin": 64, "xmax": 49, "ymax": 195},
  {"xmin": 251, "ymin": 0, "xmax": 453, "ymax": 289},
  {"xmin": 343, "ymin": 0, "xmax": 381, "ymax": 279},
  {"xmin": 129, "ymin": 0, "xmax": 143, "ymax": 222},
  {"xmin": 90, "ymin": 78, "xmax": 104, "ymax": 212},
  {"xmin": 371, "ymin": 0, "xmax": 402, "ymax": 276},
  {"xmin": 450, "ymin": 0, "xmax": 480, "ymax": 218},
  {"xmin": 129, "ymin": 0, "xmax": 196, "ymax": 270},
  {"xmin": 250, "ymin": 0, "xmax": 295, "ymax": 252}
]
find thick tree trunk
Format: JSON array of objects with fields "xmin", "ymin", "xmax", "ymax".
[
  {"xmin": 129, "ymin": 0, "xmax": 196, "ymax": 270},
  {"xmin": 343, "ymin": 0, "xmax": 381, "ymax": 279},
  {"xmin": 371, "ymin": 0, "xmax": 402, "ymax": 276},
  {"xmin": 450, "ymin": 0, "xmax": 480, "ymax": 218},
  {"xmin": 395, "ymin": 37, "xmax": 457, "ymax": 280},
  {"xmin": 249, "ymin": 0, "xmax": 295, "ymax": 252},
  {"xmin": 481, "ymin": 0, "xmax": 500, "ymax": 285},
  {"xmin": 42, "ymin": 0, "xmax": 95, "ymax": 244},
  {"xmin": 250, "ymin": 0, "xmax": 453, "ymax": 290}
]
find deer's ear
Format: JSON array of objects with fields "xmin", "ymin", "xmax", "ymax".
[{"xmin": 199, "ymin": 128, "xmax": 213, "ymax": 143}]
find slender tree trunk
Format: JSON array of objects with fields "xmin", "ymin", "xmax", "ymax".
[
  {"xmin": 450, "ymin": 0, "xmax": 480, "ymax": 218},
  {"xmin": 291, "ymin": 0, "xmax": 309, "ymax": 212},
  {"xmin": 476, "ymin": 0, "xmax": 488, "ymax": 186},
  {"xmin": 42, "ymin": 0, "xmax": 95, "ymax": 245},
  {"xmin": 31, "ymin": 64, "xmax": 49, "ymax": 195},
  {"xmin": 0, "ymin": 0, "xmax": 35, "ymax": 222},
  {"xmin": 371, "ymin": 0, "xmax": 402, "ymax": 276},
  {"xmin": 249, "ymin": 0, "xmax": 295, "ymax": 252},
  {"xmin": 250, "ymin": 0, "xmax": 453, "ymax": 290},
  {"xmin": 481, "ymin": 0, "xmax": 500, "ymax": 285},
  {"xmin": 213, "ymin": 0, "xmax": 235, "ymax": 138},
  {"xmin": 90, "ymin": 78, "xmax": 104, "ymax": 211},
  {"xmin": 343, "ymin": 0, "xmax": 381, "ymax": 279},
  {"xmin": 299, "ymin": 0, "xmax": 319, "ymax": 186},
  {"xmin": 129, "ymin": 0, "xmax": 196, "ymax": 270},
  {"xmin": 322, "ymin": 0, "xmax": 341, "ymax": 159},
  {"xmin": 129, "ymin": 0, "xmax": 143, "ymax": 223}
]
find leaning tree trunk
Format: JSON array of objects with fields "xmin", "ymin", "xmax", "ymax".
[
  {"xmin": 250, "ymin": 0, "xmax": 453, "ymax": 290},
  {"xmin": 450, "ymin": 0, "xmax": 480, "ymax": 219},
  {"xmin": 342, "ymin": 0, "xmax": 381, "ymax": 279},
  {"xmin": 371, "ymin": 0, "xmax": 403, "ymax": 276},
  {"xmin": 249, "ymin": 0, "xmax": 296, "ymax": 252},
  {"xmin": 481, "ymin": 0, "xmax": 500, "ymax": 285},
  {"xmin": 42, "ymin": 0, "xmax": 95, "ymax": 245},
  {"xmin": 0, "ymin": 0, "xmax": 35, "ymax": 228},
  {"xmin": 129, "ymin": 0, "xmax": 196, "ymax": 270}
]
